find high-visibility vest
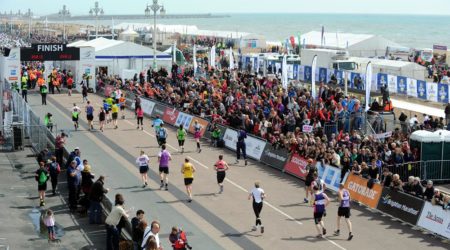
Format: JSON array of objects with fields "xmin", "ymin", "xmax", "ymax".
[{"xmin": 21, "ymin": 81, "xmax": 28, "ymax": 90}]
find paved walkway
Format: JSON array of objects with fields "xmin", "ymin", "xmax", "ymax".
[
  {"xmin": 0, "ymin": 148, "xmax": 103, "ymax": 250},
  {"xmin": 25, "ymin": 92, "xmax": 449, "ymax": 250}
]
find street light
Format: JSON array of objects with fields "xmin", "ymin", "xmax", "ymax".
[
  {"xmin": 59, "ymin": 5, "xmax": 70, "ymax": 42},
  {"xmin": 89, "ymin": 1, "xmax": 104, "ymax": 39},
  {"xmin": 145, "ymin": 0, "xmax": 163, "ymax": 69},
  {"xmin": 26, "ymin": 8, "xmax": 32, "ymax": 40}
]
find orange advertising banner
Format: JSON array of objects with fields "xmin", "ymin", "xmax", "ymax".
[
  {"xmin": 188, "ymin": 118, "xmax": 209, "ymax": 137},
  {"xmin": 344, "ymin": 174, "xmax": 383, "ymax": 209}
]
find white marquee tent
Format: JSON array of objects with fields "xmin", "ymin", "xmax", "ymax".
[
  {"xmin": 295, "ymin": 31, "xmax": 404, "ymax": 57},
  {"xmin": 67, "ymin": 37, "xmax": 172, "ymax": 76}
]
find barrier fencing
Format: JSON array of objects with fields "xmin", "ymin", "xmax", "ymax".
[{"xmin": 108, "ymin": 86, "xmax": 450, "ymax": 240}]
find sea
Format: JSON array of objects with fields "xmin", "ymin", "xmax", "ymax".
[{"xmin": 76, "ymin": 13, "xmax": 450, "ymax": 49}]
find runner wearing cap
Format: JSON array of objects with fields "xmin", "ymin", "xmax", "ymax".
[
  {"xmin": 193, "ymin": 120, "xmax": 203, "ymax": 153},
  {"xmin": 136, "ymin": 151, "xmax": 150, "ymax": 188},
  {"xmin": 181, "ymin": 158, "xmax": 196, "ymax": 202},
  {"xmin": 214, "ymin": 155, "xmax": 229, "ymax": 194},
  {"xmin": 158, "ymin": 144, "xmax": 171, "ymax": 190},
  {"xmin": 312, "ymin": 184, "xmax": 330, "ymax": 238},
  {"xmin": 334, "ymin": 183, "xmax": 354, "ymax": 240},
  {"xmin": 152, "ymin": 115, "xmax": 164, "ymax": 145}
]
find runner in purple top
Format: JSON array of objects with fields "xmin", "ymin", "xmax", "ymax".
[
  {"xmin": 158, "ymin": 144, "xmax": 172, "ymax": 190},
  {"xmin": 334, "ymin": 183, "xmax": 354, "ymax": 240}
]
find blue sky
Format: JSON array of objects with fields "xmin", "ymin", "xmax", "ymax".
[{"xmin": 1, "ymin": 0, "xmax": 450, "ymax": 16}]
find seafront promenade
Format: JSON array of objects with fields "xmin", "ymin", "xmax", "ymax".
[{"xmin": 16, "ymin": 91, "xmax": 449, "ymax": 250}]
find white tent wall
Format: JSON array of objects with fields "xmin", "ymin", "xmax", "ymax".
[{"xmin": 348, "ymin": 36, "xmax": 402, "ymax": 57}]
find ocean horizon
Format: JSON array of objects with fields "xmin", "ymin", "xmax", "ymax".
[{"xmin": 75, "ymin": 13, "xmax": 450, "ymax": 49}]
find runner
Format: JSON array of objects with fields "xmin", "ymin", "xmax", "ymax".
[
  {"xmin": 158, "ymin": 144, "xmax": 172, "ymax": 190},
  {"xmin": 136, "ymin": 150, "xmax": 150, "ymax": 188},
  {"xmin": 304, "ymin": 159, "xmax": 317, "ymax": 203},
  {"xmin": 136, "ymin": 105, "xmax": 144, "ymax": 130},
  {"xmin": 235, "ymin": 127, "xmax": 248, "ymax": 166},
  {"xmin": 214, "ymin": 155, "xmax": 229, "ymax": 194},
  {"xmin": 312, "ymin": 184, "xmax": 330, "ymax": 238},
  {"xmin": 102, "ymin": 99, "xmax": 110, "ymax": 123},
  {"xmin": 152, "ymin": 115, "xmax": 164, "ymax": 145},
  {"xmin": 99, "ymin": 107, "xmax": 106, "ymax": 132},
  {"xmin": 334, "ymin": 183, "xmax": 354, "ymax": 240},
  {"xmin": 177, "ymin": 124, "xmax": 187, "ymax": 153},
  {"xmin": 311, "ymin": 172, "xmax": 326, "ymax": 193},
  {"xmin": 248, "ymin": 181, "xmax": 265, "ymax": 233},
  {"xmin": 193, "ymin": 120, "xmax": 203, "ymax": 153},
  {"xmin": 119, "ymin": 94, "xmax": 126, "ymax": 119},
  {"xmin": 35, "ymin": 161, "xmax": 50, "ymax": 207},
  {"xmin": 111, "ymin": 101, "xmax": 119, "ymax": 129},
  {"xmin": 67, "ymin": 76, "xmax": 73, "ymax": 96},
  {"xmin": 105, "ymin": 96, "xmax": 114, "ymax": 122},
  {"xmin": 181, "ymin": 158, "xmax": 196, "ymax": 202},
  {"xmin": 157, "ymin": 123, "xmax": 168, "ymax": 147},
  {"xmin": 72, "ymin": 103, "xmax": 81, "ymax": 131},
  {"xmin": 134, "ymin": 95, "xmax": 141, "ymax": 118},
  {"xmin": 85, "ymin": 101, "xmax": 95, "ymax": 131}
]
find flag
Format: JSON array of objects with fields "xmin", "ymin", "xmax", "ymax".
[
  {"xmin": 282, "ymin": 54, "xmax": 288, "ymax": 90},
  {"xmin": 321, "ymin": 26, "xmax": 325, "ymax": 46},
  {"xmin": 210, "ymin": 45, "xmax": 216, "ymax": 68},
  {"xmin": 297, "ymin": 32, "xmax": 301, "ymax": 55},
  {"xmin": 311, "ymin": 55, "xmax": 317, "ymax": 98},
  {"xmin": 365, "ymin": 62, "xmax": 373, "ymax": 111},
  {"xmin": 229, "ymin": 47, "xmax": 234, "ymax": 69},
  {"xmin": 193, "ymin": 44, "xmax": 197, "ymax": 77},
  {"xmin": 290, "ymin": 36, "xmax": 296, "ymax": 49},
  {"xmin": 173, "ymin": 41, "xmax": 177, "ymax": 64}
]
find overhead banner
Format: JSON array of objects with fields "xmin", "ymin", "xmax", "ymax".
[
  {"xmin": 163, "ymin": 107, "xmax": 179, "ymax": 125},
  {"xmin": 376, "ymin": 188, "xmax": 425, "ymax": 225},
  {"xmin": 344, "ymin": 174, "xmax": 383, "ymax": 209},
  {"xmin": 322, "ymin": 165, "xmax": 349, "ymax": 192},
  {"xmin": 21, "ymin": 43, "xmax": 80, "ymax": 61},
  {"xmin": 437, "ymin": 83, "xmax": 449, "ymax": 103},
  {"xmin": 417, "ymin": 202, "xmax": 450, "ymax": 239},
  {"xmin": 283, "ymin": 153, "xmax": 309, "ymax": 180},
  {"xmin": 407, "ymin": 78, "xmax": 417, "ymax": 98},
  {"xmin": 260, "ymin": 144, "xmax": 290, "ymax": 170},
  {"xmin": 174, "ymin": 112, "xmax": 194, "ymax": 129},
  {"xmin": 426, "ymin": 82, "xmax": 438, "ymax": 102},
  {"xmin": 222, "ymin": 129, "xmax": 266, "ymax": 160},
  {"xmin": 396, "ymin": 76, "xmax": 407, "ymax": 95}
]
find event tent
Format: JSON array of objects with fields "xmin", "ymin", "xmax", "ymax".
[
  {"xmin": 295, "ymin": 31, "xmax": 404, "ymax": 57},
  {"xmin": 67, "ymin": 37, "xmax": 172, "ymax": 76}
]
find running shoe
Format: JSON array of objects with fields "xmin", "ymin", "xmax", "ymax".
[
  {"xmin": 348, "ymin": 233, "xmax": 353, "ymax": 241},
  {"xmin": 198, "ymin": 149, "xmax": 202, "ymax": 153},
  {"xmin": 333, "ymin": 230, "xmax": 340, "ymax": 236},
  {"xmin": 245, "ymin": 160, "xmax": 248, "ymax": 166},
  {"xmin": 316, "ymin": 234, "xmax": 323, "ymax": 238},
  {"xmin": 252, "ymin": 226, "xmax": 257, "ymax": 231},
  {"xmin": 303, "ymin": 198, "xmax": 309, "ymax": 203},
  {"xmin": 235, "ymin": 159, "xmax": 239, "ymax": 164},
  {"xmin": 260, "ymin": 226, "xmax": 264, "ymax": 234},
  {"xmin": 187, "ymin": 199, "xmax": 192, "ymax": 203},
  {"xmin": 322, "ymin": 228, "xmax": 327, "ymax": 236}
]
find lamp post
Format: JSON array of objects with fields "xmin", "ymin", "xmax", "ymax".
[
  {"xmin": 26, "ymin": 8, "xmax": 32, "ymax": 40},
  {"xmin": 89, "ymin": 1, "xmax": 104, "ymax": 39},
  {"xmin": 145, "ymin": 0, "xmax": 162, "ymax": 69},
  {"xmin": 59, "ymin": 5, "xmax": 70, "ymax": 42}
]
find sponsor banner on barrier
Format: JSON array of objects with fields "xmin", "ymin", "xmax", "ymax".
[
  {"xmin": 222, "ymin": 129, "xmax": 266, "ymax": 160},
  {"xmin": 373, "ymin": 131, "xmax": 393, "ymax": 139},
  {"xmin": 319, "ymin": 67, "xmax": 328, "ymax": 83},
  {"xmin": 387, "ymin": 74, "xmax": 397, "ymax": 93},
  {"xmin": 322, "ymin": 165, "xmax": 349, "ymax": 192},
  {"xmin": 304, "ymin": 66, "xmax": 312, "ymax": 82},
  {"xmin": 140, "ymin": 98, "xmax": 155, "ymax": 116},
  {"xmin": 427, "ymin": 82, "xmax": 438, "ymax": 102},
  {"xmin": 174, "ymin": 112, "xmax": 194, "ymax": 129},
  {"xmin": 283, "ymin": 153, "xmax": 309, "ymax": 180},
  {"xmin": 344, "ymin": 174, "xmax": 383, "ymax": 209},
  {"xmin": 260, "ymin": 144, "xmax": 290, "ymax": 170},
  {"xmin": 188, "ymin": 118, "xmax": 209, "ymax": 137},
  {"xmin": 163, "ymin": 107, "xmax": 179, "ymax": 125},
  {"xmin": 376, "ymin": 188, "xmax": 425, "ymax": 225},
  {"xmin": 417, "ymin": 80, "xmax": 427, "ymax": 100},
  {"xmin": 437, "ymin": 83, "xmax": 449, "ymax": 103},
  {"xmin": 417, "ymin": 202, "xmax": 450, "ymax": 239},
  {"xmin": 397, "ymin": 76, "xmax": 407, "ymax": 95},
  {"xmin": 151, "ymin": 102, "xmax": 167, "ymax": 118},
  {"xmin": 407, "ymin": 78, "xmax": 417, "ymax": 98}
]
